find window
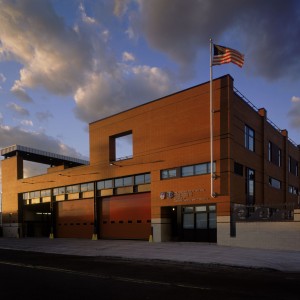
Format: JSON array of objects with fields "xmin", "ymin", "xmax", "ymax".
[
  {"xmin": 181, "ymin": 162, "xmax": 216, "ymax": 177},
  {"xmin": 110, "ymin": 131, "xmax": 133, "ymax": 162},
  {"xmin": 161, "ymin": 168, "xmax": 178, "ymax": 179},
  {"xmin": 245, "ymin": 125, "xmax": 255, "ymax": 151},
  {"xmin": 268, "ymin": 142, "xmax": 281, "ymax": 166},
  {"xmin": 246, "ymin": 168, "xmax": 255, "ymax": 205},
  {"xmin": 135, "ymin": 173, "xmax": 151, "ymax": 185},
  {"xmin": 288, "ymin": 185, "xmax": 298, "ymax": 195},
  {"xmin": 289, "ymin": 156, "xmax": 298, "ymax": 176},
  {"xmin": 41, "ymin": 189, "xmax": 51, "ymax": 197},
  {"xmin": 29, "ymin": 191, "xmax": 41, "ymax": 198},
  {"xmin": 66, "ymin": 185, "xmax": 80, "ymax": 194},
  {"xmin": 269, "ymin": 177, "xmax": 281, "ymax": 189},
  {"xmin": 115, "ymin": 176, "xmax": 133, "ymax": 187},
  {"xmin": 97, "ymin": 179, "xmax": 113, "ymax": 190},
  {"xmin": 53, "ymin": 187, "xmax": 66, "ymax": 195},
  {"xmin": 234, "ymin": 162, "xmax": 243, "ymax": 176},
  {"xmin": 80, "ymin": 183, "xmax": 94, "ymax": 192}
]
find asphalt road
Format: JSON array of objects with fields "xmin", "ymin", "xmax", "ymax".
[{"xmin": 0, "ymin": 249, "xmax": 299, "ymax": 300}]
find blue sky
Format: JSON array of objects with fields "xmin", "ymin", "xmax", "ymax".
[{"xmin": 1, "ymin": 0, "xmax": 300, "ymax": 181}]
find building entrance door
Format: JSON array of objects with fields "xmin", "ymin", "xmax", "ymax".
[{"xmin": 181, "ymin": 204, "xmax": 216, "ymax": 242}]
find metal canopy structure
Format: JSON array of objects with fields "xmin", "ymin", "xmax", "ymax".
[{"xmin": 0, "ymin": 144, "xmax": 89, "ymax": 167}]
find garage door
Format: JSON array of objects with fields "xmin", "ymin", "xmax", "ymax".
[
  {"xmin": 101, "ymin": 193, "xmax": 151, "ymax": 240},
  {"xmin": 55, "ymin": 199, "xmax": 94, "ymax": 238}
]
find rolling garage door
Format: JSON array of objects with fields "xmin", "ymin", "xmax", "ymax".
[
  {"xmin": 101, "ymin": 193, "xmax": 151, "ymax": 240},
  {"xmin": 56, "ymin": 199, "xmax": 94, "ymax": 238}
]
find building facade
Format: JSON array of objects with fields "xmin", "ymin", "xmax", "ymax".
[{"xmin": 1, "ymin": 75, "xmax": 299, "ymax": 244}]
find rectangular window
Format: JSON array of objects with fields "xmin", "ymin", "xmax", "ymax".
[
  {"xmin": 53, "ymin": 187, "xmax": 66, "ymax": 195},
  {"xmin": 234, "ymin": 162, "xmax": 243, "ymax": 176},
  {"xmin": 109, "ymin": 131, "xmax": 133, "ymax": 162},
  {"xmin": 181, "ymin": 162, "xmax": 215, "ymax": 177},
  {"xmin": 115, "ymin": 176, "xmax": 133, "ymax": 187},
  {"xmin": 161, "ymin": 168, "xmax": 178, "ymax": 179},
  {"xmin": 246, "ymin": 168, "xmax": 255, "ymax": 205},
  {"xmin": 289, "ymin": 156, "xmax": 298, "ymax": 176},
  {"xmin": 29, "ymin": 191, "xmax": 41, "ymax": 198},
  {"xmin": 245, "ymin": 125, "xmax": 255, "ymax": 151},
  {"xmin": 41, "ymin": 189, "xmax": 51, "ymax": 197},
  {"xmin": 288, "ymin": 185, "xmax": 298, "ymax": 195},
  {"xmin": 134, "ymin": 173, "xmax": 151, "ymax": 185},
  {"xmin": 66, "ymin": 185, "xmax": 80, "ymax": 194},
  {"xmin": 268, "ymin": 142, "xmax": 281, "ymax": 167},
  {"xmin": 97, "ymin": 179, "xmax": 113, "ymax": 190},
  {"xmin": 80, "ymin": 182, "xmax": 94, "ymax": 192},
  {"xmin": 269, "ymin": 177, "xmax": 281, "ymax": 189}
]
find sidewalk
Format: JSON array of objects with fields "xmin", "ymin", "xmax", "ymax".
[{"xmin": 0, "ymin": 237, "xmax": 300, "ymax": 272}]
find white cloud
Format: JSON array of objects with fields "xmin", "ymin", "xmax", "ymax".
[
  {"xmin": 6, "ymin": 102, "xmax": 30, "ymax": 116},
  {"xmin": 122, "ymin": 51, "xmax": 135, "ymax": 62},
  {"xmin": 0, "ymin": 124, "xmax": 86, "ymax": 159},
  {"xmin": 291, "ymin": 96, "xmax": 300, "ymax": 103},
  {"xmin": 288, "ymin": 96, "xmax": 300, "ymax": 128},
  {"xmin": 11, "ymin": 82, "xmax": 33, "ymax": 102},
  {"xmin": 79, "ymin": 2, "xmax": 97, "ymax": 24},
  {"xmin": 36, "ymin": 111, "xmax": 53, "ymax": 122},
  {"xmin": 0, "ymin": 0, "xmax": 95, "ymax": 97},
  {"xmin": 113, "ymin": 0, "xmax": 130, "ymax": 17},
  {"xmin": 20, "ymin": 119, "xmax": 33, "ymax": 126},
  {"xmin": 0, "ymin": 73, "xmax": 6, "ymax": 82},
  {"xmin": 74, "ymin": 63, "xmax": 174, "ymax": 123}
]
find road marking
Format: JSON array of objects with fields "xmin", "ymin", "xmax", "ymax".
[{"xmin": 0, "ymin": 260, "xmax": 211, "ymax": 290}]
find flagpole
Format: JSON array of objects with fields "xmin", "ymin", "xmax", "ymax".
[{"xmin": 209, "ymin": 38, "xmax": 215, "ymax": 198}]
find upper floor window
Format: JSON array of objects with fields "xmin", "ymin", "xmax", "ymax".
[
  {"xmin": 234, "ymin": 162, "xmax": 243, "ymax": 176},
  {"xmin": 269, "ymin": 177, "xmax": 281, "ymax": 189},
  {"xmin": 181, "ymin": 162, "xmax": 215, "ymax": 177},
  {"xmin": 245, "ymin": 125, "xmax": 255, "ymax": 151},
  {"xmin": 268, "ymin": 142, "xmax": 281, "ymax": 167},
  {"xmin": 109, "ymin": 131, "xmax": 133, "ymax": 162},
  {"xmin": 135, "ymin": 173, "xmax": 151, "ymax": 185},
  {"xmin": 289, "ymin": 156, "xmax": 298, "ymax": 176},
  {"xmin": 161, "ymin": 168, "xmax": 178, "ymax": 179}
]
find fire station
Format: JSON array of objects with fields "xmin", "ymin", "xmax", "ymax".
[{"xmin": 1, "ymin": 75, "xmax": 299, "ymax": 246}]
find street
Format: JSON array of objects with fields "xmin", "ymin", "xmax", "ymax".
[{"xmin": 0, "ymin": 249, "xmax": 299, "ymax": 299}]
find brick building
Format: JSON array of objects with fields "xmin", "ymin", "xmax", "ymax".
[{"xmin": 1, "ymin": 75, "xmax": 299, "ymax": 245}]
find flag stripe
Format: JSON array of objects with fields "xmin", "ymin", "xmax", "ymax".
[{"xmin": 212, "ymin": 45, "xmax": 244, "ymax": 68}]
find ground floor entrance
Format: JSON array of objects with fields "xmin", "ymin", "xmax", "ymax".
[
  {"xmin": 23, "ymin": 203, "xmax": 51, "ymax": 237},
  {"xmin": 100, "ymin": 193, "xmax": 151, "ymax": 240},
  {"xmin": 165, "ymin": 204, "xmax": 217, "ymax": 242}
]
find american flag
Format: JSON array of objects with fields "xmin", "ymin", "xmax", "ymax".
[{"xmin": 212, "ymin": 44, "xmax": 244, "ymax": 68}]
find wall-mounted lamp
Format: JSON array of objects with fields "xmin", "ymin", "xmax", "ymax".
[{"xmin": 109, "ymin": 162, "xmax": 122, "ymax": 167}]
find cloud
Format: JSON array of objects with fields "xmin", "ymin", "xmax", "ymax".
[
  {"xmin": 20, "ymin": 120, "xmax": 33, "ymax": 126},
  {"xmin": 0, "ymin": 124, "xmax": 86, "ymax": 159},
  {"xmin": 0, "ymin": 0, "xmax": 94, "ymax": 97},
  {"xmin": 74, "ymin": 63, "xmax": 174, "ymax": 123},
  {"xmin": 11, "ymin": 82, "xmax": 33, "ymax": 102},
  {"xmin": 122, "ymin": 51, "xmax": 135, "ymax": 62},
  {"xmin": 133, "ymin": 0, "xmax": 300, "ymax": 80},
  {"xmin": 0, "ymin": 73, "xmax": 6, "ymax": 82},
  {"xmin": 79, "ymin": 2, "xmax": 97, "ymax": 24},
  {"xmin": 6, "ymin": 102, "xmax": 30, "ymax": 116},
  {"xmin": 291, "ymin": 96, "xmax": 300, "ymax": 103},
  {"xmin": 113, "ymin": 0, "xmax": 130, "ymax": 17},
  {"xmin": 0, "ymin": 123, "xmax": 88, "ymax": 190},
  {"xmin": 36, "ymin": 111, "xmax": 54, "ymax": 122},
  {"xmin": 288, "ymin": 96, "xmax": 300, "ymax": 128}
]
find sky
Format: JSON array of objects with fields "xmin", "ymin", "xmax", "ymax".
[{"xmin": 1, "ymin": 0, "xmax": 300, "ymax": 185}]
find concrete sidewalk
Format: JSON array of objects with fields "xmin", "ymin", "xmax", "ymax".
[{"xmin": 0, "ymin": 238, "xmax": 300, "ymax": 272}]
